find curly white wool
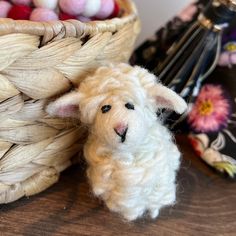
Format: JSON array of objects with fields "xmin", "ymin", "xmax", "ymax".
[
  {"xmin": 47, "ymin": 63, "xmax": 187, "ymax": 221},
  {"xmin": 85, "ymin": 120, "xmax": 180, "ymax": 221}
]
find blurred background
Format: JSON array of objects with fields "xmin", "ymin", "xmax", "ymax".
[{"xmin": 134, "ymin": 0, "xmax": 192, "ymax": 46}]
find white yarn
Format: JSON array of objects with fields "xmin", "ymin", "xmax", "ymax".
[
  {"xmin": 33, "ymin": 0, "xmax": 58, "ymax": 10},
  {"xmin": 47, "ymin": 63, "xmax": 187, "ymax": 221},
  {"xmin": 82, "ymin": 0, "xmax": 101, "ymax": 17}
]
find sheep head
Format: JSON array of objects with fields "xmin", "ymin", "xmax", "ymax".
[{"xmin": 47, "ymin": 64, "xmax": 187, "ymax": 151}]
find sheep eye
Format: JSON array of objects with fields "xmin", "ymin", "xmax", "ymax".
[
  {"xmin": 125, "ymin": 103, "xmax": 135, "ymax": 110},
  {"xmin": 101, "ymin": 105, "xmax": 111, "ymax": 113}
]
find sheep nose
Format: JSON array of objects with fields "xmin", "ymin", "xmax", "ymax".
[{"xmin": 114, "ymin": 124, "xmax": 128, "ymax": 143}]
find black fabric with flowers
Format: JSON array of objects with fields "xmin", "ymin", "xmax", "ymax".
[{"xmin": 131, "ymin": 0, "xmax": 236, "ymax": 177}]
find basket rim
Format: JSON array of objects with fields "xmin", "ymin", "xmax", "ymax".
[{"xmin": 0, "ymin": 0, "xmax": 138, "ymax": 44}]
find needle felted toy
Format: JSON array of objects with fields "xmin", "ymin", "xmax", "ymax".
[{"xmin": 46, "ymin": 63, "xmax": 187, "ymax": 221}]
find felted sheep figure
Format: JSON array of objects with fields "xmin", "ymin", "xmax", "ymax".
[{"xmin": 47, "ymin": 63, "xmax": 187, "ymax": 221}]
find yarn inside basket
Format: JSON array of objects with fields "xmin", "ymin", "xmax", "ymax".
[{"xmin": 0, "ymin": 0, "xmax": 119, "ymax": 21}]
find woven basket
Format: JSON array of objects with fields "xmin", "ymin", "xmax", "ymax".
[{"xmin": 0, "ymin": 0, "xmax": 140, "ymax": 204}]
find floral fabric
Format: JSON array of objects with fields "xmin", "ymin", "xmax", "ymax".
[
  {"xmin": 132, "ymin": 0, "xmax": 236, "ymax": 177},
  {"xmin": 188, "ymin": 67, "xmax": 236, "ymax": 177}
]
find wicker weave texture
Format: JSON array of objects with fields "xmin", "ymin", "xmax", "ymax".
[{"xmin": 0, "ymin": 0, "xmax": 140, "ymax": 204}]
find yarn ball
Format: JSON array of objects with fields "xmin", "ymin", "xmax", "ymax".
[
  {"xmin": 77, "ymin": 15, "xmax": 91, "ymax": 22},
  {"xmin": 59, "ymin": 0, "xmax": 86, "ymax": 15},
  {"xmin": 30, "ymin": 8, "xmax": 59, "ymax": 21},
  {"xmin": 82, "ymin": 0, "xmax": 101, "ymax": 17},
  {"xmin": 59, "ymin": 12, "xmax": 77, "ymax": 20},
  {"xmin": 109, "ymin": 0, "xmax": 119, "ymax": 18},
  {"xmin": 8, "ymin": 5, "xmax": 32, "ymax": 20},
  {"xmin": 33, "ymin": 0, "xmax": 58, "ymax": 10},
  {"xmin": 0, "ymin": 1, "xmax": 12, "ymax": 18},
  {"xmin": 96, "ymin": 0, "xmax": 114, "ymax": 19},
  {"xmin": 11, "ymin": 0, "xmax": 32, "ymax": 5}
]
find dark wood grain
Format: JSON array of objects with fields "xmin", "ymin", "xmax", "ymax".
[{"xmin": 0, "ymin": 135, "xmax": 235, "ymax": 236}]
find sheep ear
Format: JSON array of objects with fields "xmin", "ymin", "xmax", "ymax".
[
  {"xmin": 46, "ymin": 91, "xmax": 82, "ymax": 118},
  {"xmin": 150, "ymin": 84, "xmax": 188, "ymax": 114}
]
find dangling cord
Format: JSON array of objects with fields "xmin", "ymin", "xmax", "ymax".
[{"xmin": 199, "ymin": 32, "xmax": 222, "ymax": 81}]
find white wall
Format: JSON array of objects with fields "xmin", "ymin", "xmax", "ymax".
[{"xmin": 134, "ymin": 0, "xmax": 192, "ymax": 46}]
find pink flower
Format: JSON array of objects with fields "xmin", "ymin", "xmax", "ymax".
[
  {"xmin": 178, "ymin": 3, "xmax": 198, "ymax": 22},
  {"xmin": 218, "ymin": 52, "xmax": 236, "ymax": 66},
  {"xmin": 188, "ymin": 84, "xmax": 231, "ymax": 133},
  {"xmin": 218, "ymin": 42, "xmax": 236, "ymax": 67}
]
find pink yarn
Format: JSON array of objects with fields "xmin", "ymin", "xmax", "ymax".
[
  {"xmin": 96, "ymin": 0, "xmax": 114, "ymax": 19},
  {"xmin": 11, "ymin": 0, "xmax": 32, "ymax": 5},
  {"xmin": 30, "ymin": 8, "xmax": 59, "ymax": 21},
  {"xmin": 77, "ymin": 15, "xmax": 91, "ymax": 22},
  {"xmin": 59, "ymin": 0, "xmax": 86, "ymax": 16},
  {"xmin": 0, "ymin": 1, "xmax": 12, "ymax": 18}
]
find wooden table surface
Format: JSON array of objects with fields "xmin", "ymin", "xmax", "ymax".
[{"xmin": 0, "ymin": 135, "xmax": 235, "ymax": 236}]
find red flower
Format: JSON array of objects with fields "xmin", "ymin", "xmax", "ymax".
[{"xmin": 188, "ymin": 136, "xmax": 203, "ymax": 157}]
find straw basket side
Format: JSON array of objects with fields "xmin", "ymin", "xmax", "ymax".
[{"xmin": 0, "ymin": 0, "xmax": 140, "ymax": 204}]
